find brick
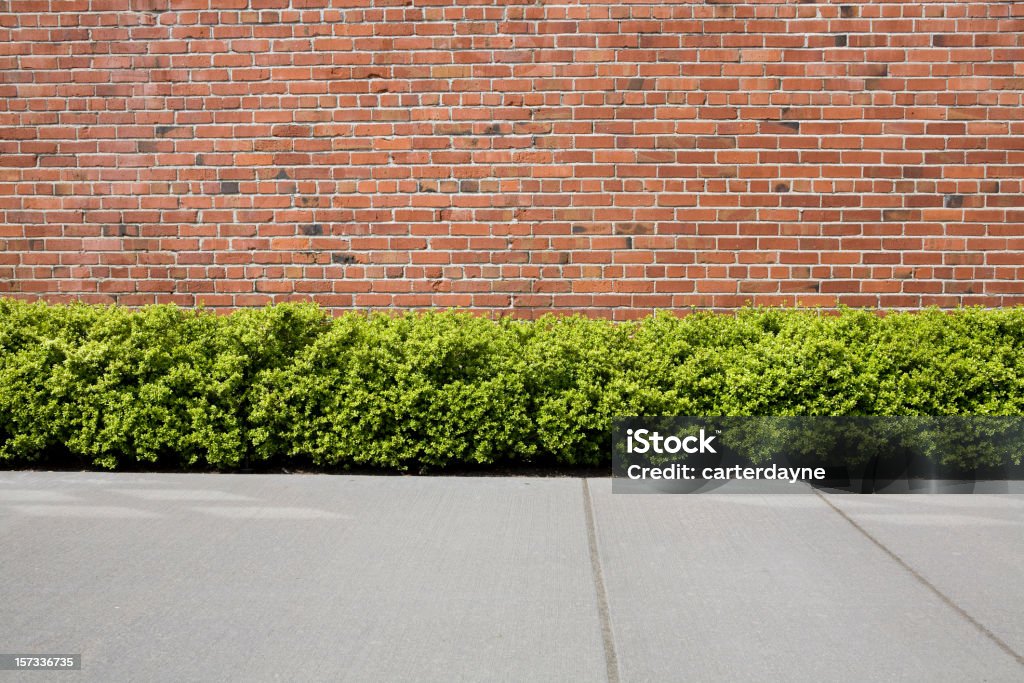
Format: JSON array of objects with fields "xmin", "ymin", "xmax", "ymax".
[{"xmin": 1, "ymin": 2, "xmax": 1020, "ymax": 316}]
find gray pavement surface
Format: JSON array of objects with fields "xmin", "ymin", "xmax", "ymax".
[{"xmin": 0, "ymin": 472, "xmax": 1021, "ymax": 682}]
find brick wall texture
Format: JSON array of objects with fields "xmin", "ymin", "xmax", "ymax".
[{"xmin": 2, "ymin": 0, "xmax": 1023, "ymax": 317}]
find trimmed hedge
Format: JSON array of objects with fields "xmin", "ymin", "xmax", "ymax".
[{"xmin": 1, "ymin": 299, "xmax": 1023, "ymax": 471}]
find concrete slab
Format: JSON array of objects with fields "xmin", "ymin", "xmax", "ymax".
[
  {"xmin": 588, "ymin": 479, "xmax": 1024, "ymax": 682},
  {"xmin": 0, "ymin": 473, "xmax": 605, "ymax": 683},
  {"xmin": 823, "ymin": 490, "xmax": 1024, "ymax": 656},
  {"xmin": 3, "ymin": 472, "xmax": 1022, "ymax": 682}
]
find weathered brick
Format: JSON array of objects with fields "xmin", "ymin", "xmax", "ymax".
[{"xmin": 1, "ymin": 2, "xmax": 1021, "ymax": 314}]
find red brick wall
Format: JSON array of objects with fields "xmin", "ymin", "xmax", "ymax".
[{"xmin": 2, "ymin": 0, "xmax": 1023, "ymax": 318}]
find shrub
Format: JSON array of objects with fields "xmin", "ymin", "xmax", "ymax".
[
  {"xmin": 1, "ymin": 299, "xmax": 1022, "ymax": 471},
  {"xmin": 249, "ymin": 311, "xmax": 535, "ymax": 469}
]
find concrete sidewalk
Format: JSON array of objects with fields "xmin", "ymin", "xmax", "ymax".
[{"xmin": 0, "ymin": 473, "xmax": 1021, "ymax": 682}]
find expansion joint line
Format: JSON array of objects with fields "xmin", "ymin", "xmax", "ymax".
[
  {"xmin": 582, "ymin": 479, "xmax": 620, "ymax": 683},
  {"xmin": 813, "ymin": 490, "xmax": 1024, "ymax": 669}
]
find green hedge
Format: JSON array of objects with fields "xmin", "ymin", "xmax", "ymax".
[{"xmin": 1, "ymin": 299, "xmax": 1023, "ymax": 471}]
